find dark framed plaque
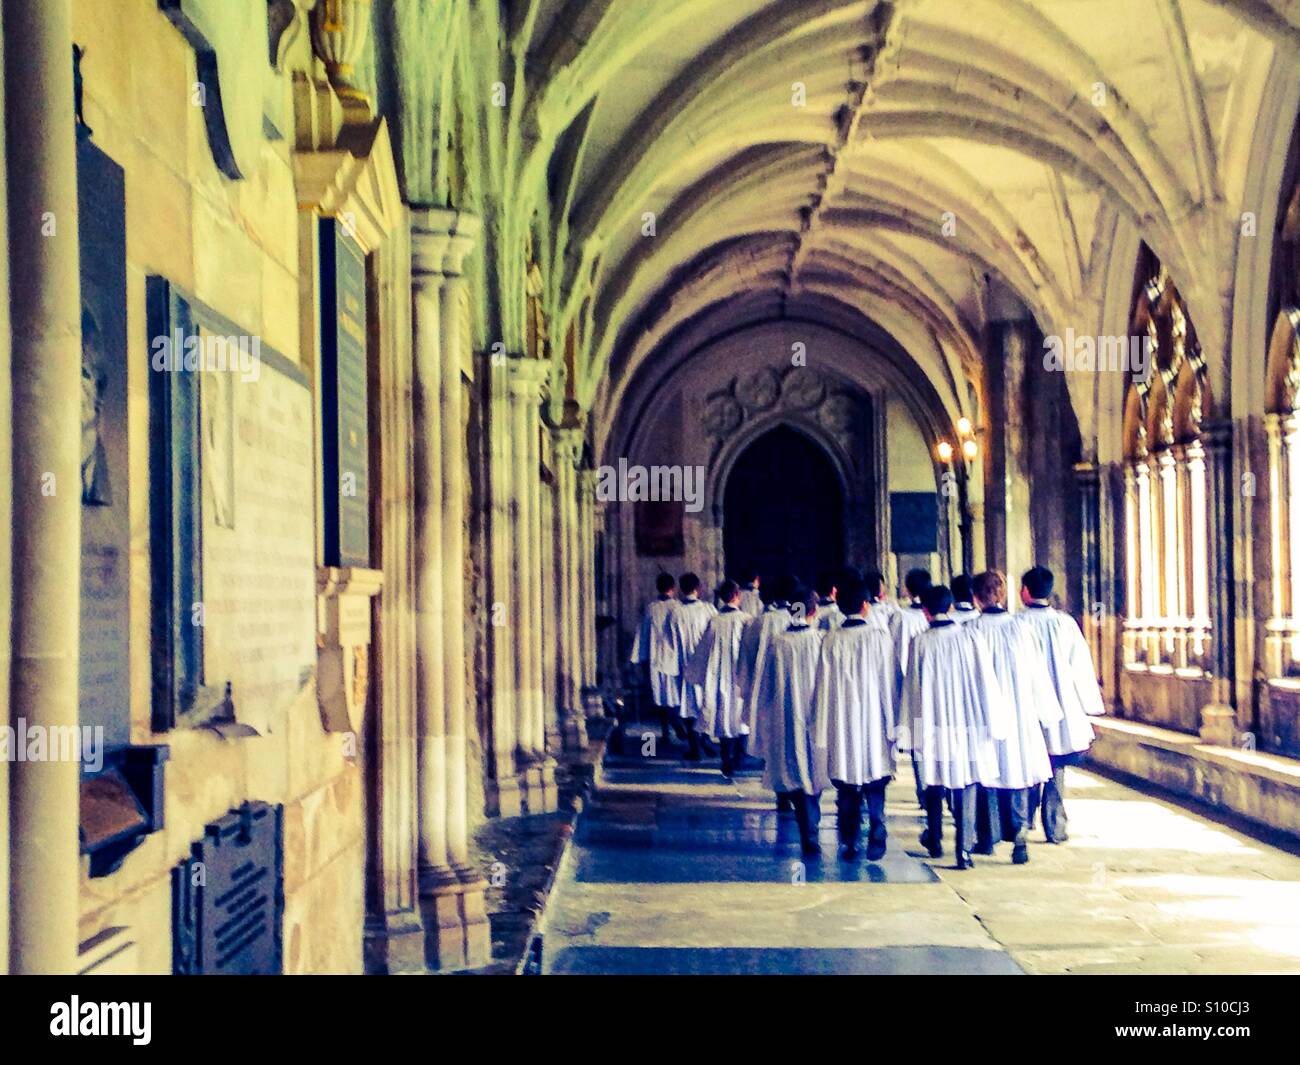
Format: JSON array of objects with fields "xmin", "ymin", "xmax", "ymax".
[
  {"xmin": 78, "ymin": 137, "xmax": 132, "ymax": 755},
  {"xmin": 890, "ymin": 491, "xmax": 939, "ymax": 554},
  {"xmin": 146, "ymin": 279, "xmax": 206, "ymax": 732},
  {"xmin": 319, "ymin": 218, "xmax": 371, "ymax": 568}
]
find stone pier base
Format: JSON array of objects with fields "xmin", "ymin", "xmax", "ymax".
[{"xmin": 420, "ymin": 872, "xmax": 492, "ymax": 971}]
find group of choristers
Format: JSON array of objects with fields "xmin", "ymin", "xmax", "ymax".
[{"xmin": 630, "ymin": 563, "xmax": 1105, "ymax": 867}]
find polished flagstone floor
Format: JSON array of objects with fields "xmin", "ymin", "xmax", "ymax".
[{"xmin": 540, "ymin": 741, "xmax": 1300, "ymax": 975}]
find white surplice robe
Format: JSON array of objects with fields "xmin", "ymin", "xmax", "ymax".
[
  {"xmin": 889, "ymin": 602, "xmax": 931, "ymax": 700},
  {"xmin": 817, "ymin": 601, "xmax": 844, "ymax": 631},
  {"xmin": 900, "ymin": 621, "xmax": 1010, "ymax": 789},
  {"xmin": 1018, "ymin": 603, "xmax": 1104, "ymax": 756},
  {"xmin": 666, "ymin": 597, "xmax": 717, "ymax": 718},
  {"xmin": 951, "ymin": 603, "xmax": 980, "ymax": 625},
  {"xmin": 684, "ymin": 605, "xmax": 751, "ymax": 738},
  {"xmin": 969, "ymin": 609, "xmax": 1061, "ymax": 788},
  {"xmin": 751, "ymin": 624, "xmax": 828, "ymax": 794},
  {"xmin": 738, "ymin": 586, "xmax": 763, "ymax": 618},
  {"xmin": 630, "ymin": 596, "xmax": 681, "ymax": 706},
  {"xmin": 812, "ymin": 619, "xmax": 897, "ymax": 785},
  {"xmin": 737, "ymin": 604, "xmax": 793, "ymax": 732}
]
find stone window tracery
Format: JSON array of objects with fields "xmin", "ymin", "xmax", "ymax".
[{"xmin": 1122, "ymin": 248, "xmax": 1212, "ymax": 677}]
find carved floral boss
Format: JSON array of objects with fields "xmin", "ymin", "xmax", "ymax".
[{"xmin": 701, "ymin": 367, "xmax": 860, "ymax": 463}]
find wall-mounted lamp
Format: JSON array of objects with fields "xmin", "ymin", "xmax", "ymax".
[
  {"xmin": 936, "ymin": 440, "xmax": 954, "ymax": 463},
  {"xmin": 962, "ymin": 439, "xmax": 978, "ymax": 461},
  {"xmin": 956, "ymin": 416, "xmax": 972, "ymax": 437}
]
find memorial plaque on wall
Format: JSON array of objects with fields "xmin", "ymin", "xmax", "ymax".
[
  {"xmin": 890, "ymin": 491, "xmax": 939, "ymax": 554},
  {"xmin": 147, "ymin": 283, "xmax": 317, "ymax": 732},
  {"xmin": 78, "ymin": 136, "xmax": 131, "ymax": 754},
  {"xmin": 319, "ymin": 218, "xmax": 371, "ymax": 568},
  {"xmin": 200, "ymin": 330, "xmax": 317, "ymax": 734}
]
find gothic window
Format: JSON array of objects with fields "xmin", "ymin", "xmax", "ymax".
[
  {"xmin": 1122, "ymin": 246, "xmax": 1212, "ymax": 676},
  {"xmin": 1263, "ymin": 145, "xmax": 1300, "ymax": 678}
]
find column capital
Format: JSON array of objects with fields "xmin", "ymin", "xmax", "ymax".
[
  {"xmin": 551, "ymin": 425, "xmax": 584, "ymax": 466},
  {"xmin": 507, "ymin": 356, "xmax": 550, "ymax": 399},
  {"xmin": 411, "ymin": 208, "xmax": 480, "ymax": 278}
]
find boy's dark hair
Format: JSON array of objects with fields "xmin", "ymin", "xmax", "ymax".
[
  {"xmin": 904, "ymin": 568, "xmax": 932, "ymax": 598},
  {"xmin": 1022, "ymin": 565, "xmax": 1054, "ymax": 600},
  {"xmin": 767, "ymin": 573, "xmax": 797, "ymax": 604},
  {"xmin": 717, "ymin": 578, "xmax": 740, "ymax": 603},
  {"xmin": 838, "ymin": 574, "xmax": 868, "ymax": 616},
  {"xmin": 655, "ymin": 572, "xmax": 675, "ymax": 595},
  {"xmin": 679, "ymin": 572, "xmax": 701, "ymax": 596},
  {"xmin": 791, "ymin": 584, "xmax": 819, "ymax": 620},
  {"xmin": 738, "ymin": 568, "xmax": 759, "ymax": 586},
  {"xmin": 951, "ymin": 574, "xmax": 973, "ymax": 604},
  {"xmin": 815, "ymin": 570, "xmax": 838, "ymax": 598},
  {"xmin": 864, "ymin": 569, "xmax": 886, "ymax": 598},
  {"xmin": 922, "ymin": 584, "xmax": 954, "ymax": 617}
]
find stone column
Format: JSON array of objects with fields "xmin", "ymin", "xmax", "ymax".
[
  {"xmin": 579, "ymin": 469, "xmax": 601, "ymax": 713},
  {"xmin": 540, "ymin": 466, "xmax": 560, "ymax": 752},
  {"xmin": 1199, "ymin": 419, "xmax": 1237, "ymax": 745},
  {"xmin": 553, "ymin": 426, "xmax": 587, "ymax": 749},
  {"xmin": 509, "ymin": 360, "xmax": 557, "ymax": 811},
  {"xmin": 436, "ymin": 212, "xmax": 488, "ymax": 966},
  {"xmin": 410, "ymin": 210, "xmax": 487, "ymax": 970},
  {"xmin": 984, "ymin": 320, "xmax": 1034, "ymax": 582},
  {"xmin": 1074, "ymin": 462, "xmax": 1107, "ymax": 683},
  {"xmin": 6, "ymin": 0, "xmax": 81, "ymax": 975},
  {"xmin": 485, "ymin": 351, "xmax": 523, "ymax": 816},
  {"xmin": 364, "ymin": 214, "xmax": 425, "ymax": 974}
]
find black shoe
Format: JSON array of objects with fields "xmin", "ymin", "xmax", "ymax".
[
  {"xmin": 973, "ymin": 840, "xmax": 996, "ymax": 856},
  {"xmin": 956, "ymin": 851, "xmax": 974, "ymax": 870},
  {"xmin": 699, "ymin": 735, "xmax": 718, "ymax": 756},
  {"xmin": 920, "ymin": 829, "xmax": 943, "ymax": 859},
  {"xmin": 1045, "ymin": 832, "xmax": 1068, "ymax": 844},
  {"xmin": 866, "ymin": 832, "xmax": 887, "ymax": 862},
  {"xmin": 841, "ymin": 844, "xmax": 859, "ymax": 861},
  {"xmin": 802, "ymin": 842, "xmax": 823, "ymax": 859},
  {"xmin": 1012, "ymin": 842, "xmax": 1029, "ymax": 865},
  {"xmin": 682, "ymin": 747, "xmax": 701, "ymax": 762}
]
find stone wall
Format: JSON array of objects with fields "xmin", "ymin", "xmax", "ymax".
[{"xmin": 71, "ymin": 0, "xmax": 362, "ymax": 974}]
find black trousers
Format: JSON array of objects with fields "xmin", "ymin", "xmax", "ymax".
[
  {"xmin": 974, "ymin": 785, "xmax": 1002, "ymax": 850},
  {"xmin": 1028, "ymin": 755, "xmax": 1071, "ymax": 841},
  {"xmin": 778, "ymin": 789, "xmax": 822, "ymax": 850},
  {"xmin": 833, "ymin": 778, "xmax": 889, "ymax": 847},
  {"xmin": 926, "ymin": 784, "xmax": 977, "ymax": 854}
]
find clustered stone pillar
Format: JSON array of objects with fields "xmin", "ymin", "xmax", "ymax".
[
  {"xmin": 509, "ymin": 359, "xmax": 558, "ymax": 811},
  {"xmin": 5, "ymin": 0, "xmax": 82, "ymax": 975},
  {"xmin": 486, "ymin": 354, "xmax": 523, "ymax": 816},
  {"xmin": 410, "ymin": 208, "xmax": 489, "ymax": 971},
  {"xmin": 1200, "ymin": 419, "xmax": 1238, "ymax": 745},
  {"xmin": 984, "ymin": 319, "xmax": 1035, "ymax": 582},
  {"xmin": 579, "ymin": 469, "xmax": 601, "ymax": 715},
  {"xmin": 552, "ymin": 426, "xmax": 588, "ymax": 749}
]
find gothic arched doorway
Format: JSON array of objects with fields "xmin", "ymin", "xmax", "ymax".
[{"xmin": 723, "ymin": 425, "xmax": 845, "ymax": 587}]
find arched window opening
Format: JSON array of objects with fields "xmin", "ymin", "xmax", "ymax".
[
  {"xmin": 1263, "ymin": 146, "xmax": 1300, "ymax": 678},
  {"xmin": 1122, "ymin": 247, "xmax": 1212, "ymax": 676}
]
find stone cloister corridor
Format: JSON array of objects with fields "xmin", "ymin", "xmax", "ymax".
[{"xmin": 4, "ymin": 0, "xmax": 1300, "ymax": 1003}]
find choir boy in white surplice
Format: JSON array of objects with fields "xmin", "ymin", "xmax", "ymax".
[
  {"xmin": 815, "ymin": 571, "xmax": 844, "ymax": 631},
  {"xmin": 901, "ymin": 584, "xmax": 1009, "ymax": 869},
  {"xmin": 969, "ymin": 569, "xmax": 1062, "ymax": 865},
  {"xmin": 737, "ymin": 570, "xmax": 763, "ymax": 619},
  {"xmin": 813, "ymin": 575, "xmax": 897, "ymax": 861},
  {"xmin": 864, "ymin": 569, "xmax": 900, "ymax": 634},
  {"xmin": 1017, "ymin": 565, "xmax": 1105, "ymax": 844},
  {"xmin": 630, "ymin": 572, "xmax": 681, "ymax": 744},
  {"xmin": 950, "ymin": 574, "xmax": 980, "ymax": 625},
  {"xmin": 666, "ymin": 572, "xmax": 718, "ymax": 761},
  {"xmin": 737, "ymin": 573, "xmax": 797, "ymax": 732},
  {"xmin": 890, "ymin": 567, "xmax": 933, "ymax": 803},
  {"xmin": 752, "ymin": 587, "xmax": 828, "ymax": 857},
  {"xmin": 686, "ymin": 580, "xmax": 752, "ymax": 777}
]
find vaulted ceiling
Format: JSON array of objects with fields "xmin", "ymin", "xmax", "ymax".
[{"xmin": 378, "ymin": 0, "xmax": 1300, "ymax": 445}]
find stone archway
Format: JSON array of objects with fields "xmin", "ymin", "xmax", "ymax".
[{"xmin": 722, "ymin": 425, "xmax": 846, "ymax": 587}]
